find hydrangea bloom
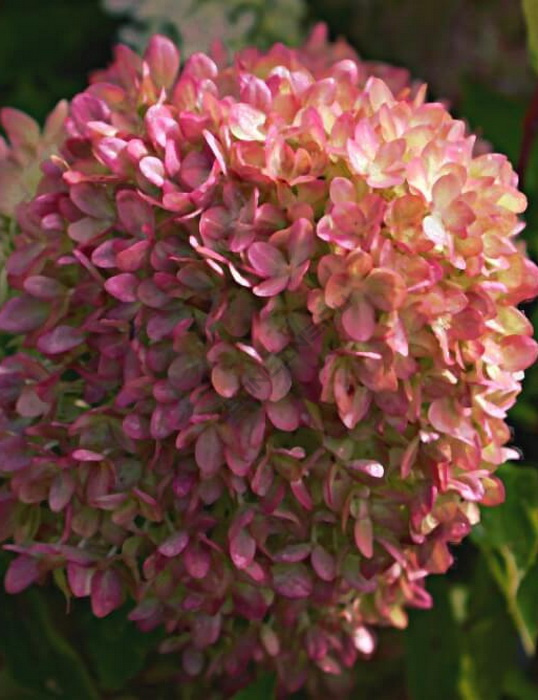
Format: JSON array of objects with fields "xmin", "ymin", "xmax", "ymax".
[
  {"xmin": 0, "ymin": 26, "xmax": 537, "ymax": 695},
  {"xmin": 0, "ymin": 103, "xmax": 67, "ymax": 304},
  {"xmin": 103, "ymin": 0, "xmax": 306, "ymax": 56}
]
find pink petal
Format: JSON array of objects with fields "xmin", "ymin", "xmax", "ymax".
[
  {"xmin": 203, "ymin": 130, "xmax": 227, "ymax": 175},
  {"xmin": 311, "ymin": 545, "xmax": 337, "ymax": 582},
  {"xmin": 248, "ymin": 242, "xmax": 287, "ymax": 277},
  {"xmin": 211, "ymin": 365, "xmax": 240, "ymax": 398},
  {"xmin": 116, "ymin": 240, "xmax": 150, "ymax": 272},
  {"xmin": 316, "ymin": 656, "xmax": 341, "ymax": 675},
  {"xmin": 251, "ymin": 459, "xmax": 274, "ymax": 497},
  {"xmin": 330, "ymin": 176, "xmax": 356, "ymax": 204},
  {"xmin": 242, "ymin": 364, "xmax": 272, "ymax": 401},
  {"xmin": 229, "ymin": 103, "xmax": 266, "ymax": 141},
  {"xmin": 428, "ymin": 397, "xmax": 475, "ymax": 444},
  {"xmin": 91, "ymin": 239, "xmax": 122, "ymax": 268},
  {"xmin": 1, "ymin": 108, "xmax": 40, "ymax": 147},
  {"xmin": 290, "ymin": 479, "xmax": 313, "ymax": 510},
  {"xmin": 68, "ymin": 217, "xmax": 109, "ymax": 243},
  {"xmin": 255, "ymin": 314, "xmax": 289, "ymax": 353},
  {"xmin": 199, "ymin": 206, "xmax": 230, "ymax": 243},
  {"xmin": 239, "ymin": 74, "xmax": 272, "ymax": 112},
  {"xmin": 273, "ymin": 543, "xmax": 312, "ymax": 564},
  {"xmin": 0, "ymin": 295, "xmax": 49, "ymax": 333},
  {"xmin": 91, "ymin": 569, "xmax": 124, "ymax": 618},
  {"xmin": 158, "ymin": 530, "xmax": 189, "ymax": 557},
  {"xmin": 37, "ymin": 326, "xmax": 85, "ymax": 354},
  {"xmin": 348, "ymin": 460, "xmax": 384, "ymax": 478},
  {"xmin": 162, "ymin": 191, "xmax": 192, "ymax": 213},
  {"xmin": 180, "ymin": 150, "xmax": 211, "ymax": 190},
  {"xmin": 116, "ymin": 190, "xmax": 155, "ymax": 236},
  {"xmin": 499, "ymin": 335, "xmax": 538, "ymax": 372},
  {"xmin": 432, "ymin": 173, "xmax": 461, "ymax": 210},
  {"xmin": 342, "ymin": 297, "xmax": 376, "ymax": 342},
  {"xmin": 184, "ymin": 543, "xmax": 211, "ymax": 579},
  {"xmin": 137, "ymin": 279, "xmax": 170, "ymax": 308},
  {"xmin": 70, "ymin": 93, "xmax": 110, "ymax": 134},
  {"xmin": 49, "ymin": 472, "xmax": 76, "ymax": 512},
  {"xmin": 288, "ymin": 218, "xmax": 314, "ymax": 266},
  {"xmin": 16, "ymin": 387, "xmax": 49, "ymax": 418},
  {"xmin": 401, "ymin": 436, "xmax": 419, "ymax": 478},
  {"xmin": 168, "ymin": 355, "xmax": 205, "ymax": 391},
  {"xmin": 353, "ymin": 626, "xmax": 376, "ymax": 654},
  {"xmin": 164, "ymin": 137, "xmax": 182, "ymax": 177},
  {"xmin": 195, "ymin": 426, "xmax": 224, "ymax": 477},
  {"xmin": 72, "ymin": 449, "xmax": 104, "ymax": 461},
  {"xmin": 260, "ymin": 626, "xmax": 280, "ymax": 657},
  {"xmin": 192, "ymin": 613, "xmax": 222, "ymax": 649},
  {"xmin": 24, "ymin": 276, "xmax": 66, "ymax": 300},
  {"xmin": 253, "ymin": 276, "xmax": 289, "ymax": 297},
  {"xmin": 70, "ymin": 183, "xmax": 113, "ymax": 219},
  {"xmin": 365, "ymin": 268, "xmax": 407, "ymax": 311},
  {"xmin": 5, "ymin": 555, "xmax": 41, "ymax": 594},
  {"xmin": 123, "ymin": 414, "xmax": 151, "ymax": 440},
  {"xmin": 104, "ymin": 273, "xmax": 139, "ymax": 302},
  {"xmin": 94, "ymin": 137, "xmax": 128, "ymax": 172},
  {"xmin": 354, "ymin": 516, "xmax": 374, "ymax": 558},
  {"xmin": 144, "ymin": 34, "xmax": 180, "ymax": 90},
  {"xmin": 140, "ymin": 156, "xmax": 165, "ymax": 187},
  {"xmin": 324, "ymin": 273, "xmax": 350, "ymax": 308},
  {"xmin": 347, "ymin": 139, "xmax": 370, "ymax": 175},
  {"xmin": 145, "ymin": 104, "xmax": 179, "ymax": 149},
  {"xmin": 272, "ymin": 563, "xmax": 313, "ymax": 599},
  {"xmin": 230, "ymin": 529, "xmax": 256, "ymax": 570},
  {"xmin": 266, "ymin": 397, "xmax": 300, "ymax": 431},
  {"xmin": 480, "ymin": 476, "xmax": 505, "ymax": 507},
  {"xmin": 353, "ymin": 119, "xmax": 379, "ymax": 160},
  {"xmin": 182, "ymin": 647, "xmax": 204, "ymax": 676},
  {"xmin": 150, "ymin": 401, "xmax": 190, "ymax": 440},
  {"xmin": 243, "ymin": 560, "xmax": 268, "ymax": 584},
  {"xmin": 67, "ymin": 563, "xmax": 94, "ymax": 597}
]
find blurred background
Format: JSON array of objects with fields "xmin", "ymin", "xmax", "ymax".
[{"xmin": 0, "ymin": 0, "xmax": 537, "ymax": 697}]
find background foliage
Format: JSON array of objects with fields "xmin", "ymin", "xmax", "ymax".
[{"xmin": 0, "ymin": 0, "xmax": 537, "ymax": 697}]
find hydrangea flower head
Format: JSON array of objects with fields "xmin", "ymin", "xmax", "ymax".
[
  {"xmin": 0, "ymin": 102, "xmax": 67, "ymax": 304},
  {"xmin": 0, "ymin": 26, "xmax": 537, "ymax": 694},
  {"xmin": 103, "ymin": 0, "xmax": 306, "ymax": 56}
]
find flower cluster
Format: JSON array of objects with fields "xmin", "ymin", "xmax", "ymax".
[
  {"xmin": 103, "ymin": 0, "xmax": 306, "ymax": 56},
  {"xmin": 0, "ymin": 103, "xmax": 67, "ymax": 304},
  {"xmin": 0, "ymin": 26, "xmax": 537, "ymax": 695}
]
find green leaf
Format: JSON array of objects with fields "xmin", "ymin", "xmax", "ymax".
[
  {"xmin": 471, "ymin": 464, "xmax": 538, "ymax": 655},
  {"xmin": 522, "ymin": 0, "xmax": 538, "ymax": 74},
  {"xmin": 0, "ymin": 0, "xmax": 120, "ymax": 121},
  {"xmin": 0, "ymin": 554, "xmax": 99, "ymax": 699},
  {"xmin": 503, "ymin": 666, "xmax": 538, "ymax": 700},
  {"xmin": 460, "ymin": 80, "xmax": 526, "ymax": 163},
  {"xmin": 404, "ymin": 576, "xmax": 462, "ymax": 700},
  {"xmin": 474, "ymin": 464, "xmax": 538, "ymax": 571},
  {"xmin": 233, "ymin": 673, "xmax": 276, "ymax": 700},
  {"xmin": 0, "ymin": 668, "xmax": 36, "ymax": 699},
  {"xmin": 458, "ymin": 558, "xmax": 519, "ymax": 700},
  {"xmin": 515, "ymin": 560, "xmax": 538, "ymax": 646},
  {"xmin": 76, "ymin": 603, "xmax": 164, "ymax": 692}
]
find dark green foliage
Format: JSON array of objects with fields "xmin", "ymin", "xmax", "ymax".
[
  {"xmin": 0, "ymin": 554, "xmax": 99, "ymax": 699},
  {"xmin": 75, "ymin": 605, "xmax": 165, "ymax": 693},
  {"xmin": 232, "ymin": 674, "xmax": 276, "ymax": 700},
  {"xmin": 404, "ymin": 578, "xmax": 461, "ymax": 700},
  {"xmin": 0, "ymin": 0, "xmax": 120, "ymax": 121}
]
